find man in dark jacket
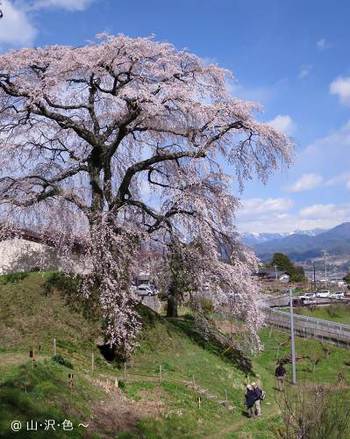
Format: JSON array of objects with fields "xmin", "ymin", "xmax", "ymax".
[
  {"xmin": 245, "ymin": 384, "xmax": 256, "ymax": 418},
  {"xmin": 275, "ymin": 362, "xmax": 286, "ymax": 391}
]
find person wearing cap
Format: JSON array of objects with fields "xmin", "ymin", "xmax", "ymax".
[
  {"xmin": 252, "ymin": 382, "xmax": 264, "ymax": 416},
  {"xmin": 245, "ymin": 384, "xmax": 257, "ymax": 418},
  {"xmin": 275, "ymin": 362, "xmax": 286, "ymax": 391}
]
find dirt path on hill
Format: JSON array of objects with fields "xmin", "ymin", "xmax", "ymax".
[
  {"xmin": 86, "ymin": 378, "xmax": 165, "ymax": 438},
  {"xmin": 206, "ymin": 404, "xmax": 280, "ymax": 439}
]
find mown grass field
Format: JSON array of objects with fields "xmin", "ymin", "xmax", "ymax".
[{"xmin": 1, "ymin": 273, "xmax": 350, "ymax": 438}]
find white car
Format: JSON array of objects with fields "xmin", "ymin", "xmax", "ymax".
[
  {"xmin": 330, "ymin": 291, "xmax": 345, "ymax": 300},
  {"xmin": 133, "ymin": 284, "xmax": 157, "ymax": 297},
  {"xmin": 316, "ymin": 290, "xmax": 331, "ymax": 298},
  {"xmin": 299, "ymin": 292, "xmax": 316, "ymax": 300}
]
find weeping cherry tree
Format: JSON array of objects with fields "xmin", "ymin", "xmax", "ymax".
[{"xmin": 0, "ymin": 34, "xmax": 292, "ymax": 356}]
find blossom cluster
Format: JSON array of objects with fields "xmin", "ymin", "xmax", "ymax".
[{"xmin": 0, "ymin": 35, "xmax": 292, "ymax": 355}]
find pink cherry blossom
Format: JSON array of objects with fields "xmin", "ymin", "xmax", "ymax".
[{"xmin": 0, "ymin": 35, "xmax": 292, "ymax": 356}]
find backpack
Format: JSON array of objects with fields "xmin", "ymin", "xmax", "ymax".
[{"xmin": 260, "ymin": 390, "xmax": 266, "ymax": 400}]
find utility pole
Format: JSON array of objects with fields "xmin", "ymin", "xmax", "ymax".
[
  {"xmin": 313, "ymin": 262, "xmax": 316, "ymax": 290},
  {"xmin": 274, "ymin": 264, "xmax": 278, "ymax": 281},
  {"xmin": 323, "ymin": 250, "xmax": 327, "ymax": 283},
  {"xmin": 289, "ymin": 288, "xmax": 297, "ymax": 384}
]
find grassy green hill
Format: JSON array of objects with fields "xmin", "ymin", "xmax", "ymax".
[
  {"xmin": 1, "ymin": 272, "xmax": 350, "ymax": 438},
  {"xmin": 295, "ymin": 304, "xmax": 350, "ymax": 325}
]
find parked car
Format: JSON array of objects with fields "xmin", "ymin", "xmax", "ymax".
[
  {"xmin": 133, "ymin": 284, "xmax": 158, "ymax": 297},
  {"xmin": 316, "ymin": 290, "xmax": 331, "ymax": 298},
  {"xmin": 330, "ymin": 291, "xmax": 345, "ymax": 300},
  {"xmin": 299, "ymin": 292, "xmax": 317, "ymax": 300}
]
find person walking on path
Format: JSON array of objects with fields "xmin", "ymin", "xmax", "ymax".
[
  {"xmin": 245, "ymin": 384, "xmax": 257, "ymax": 418},
  {"xmin": 275, "ymin": 362, "xmax": 286, "ymax": 391},
  {"xmin": 252, "ymin": 382, "xmax": 265, "ymax": 416}
]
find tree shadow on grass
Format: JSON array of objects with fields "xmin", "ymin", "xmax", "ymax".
[
  {"xmin": 167, "ymin": 317, "xmax": 254, "ymax": 376},
  {"xmin": 0, "ymin": 362, "xmax": 86, "ymax": 439}
]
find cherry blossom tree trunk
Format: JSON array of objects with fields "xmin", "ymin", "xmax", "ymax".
[{"xmin": 167, "ymin": 283, "xmax": 178, "ymax": 318}]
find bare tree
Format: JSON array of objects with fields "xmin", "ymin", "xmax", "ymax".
[{"xmin": 275, "ymin": 383, "xmax": 350, "ymax": 439}]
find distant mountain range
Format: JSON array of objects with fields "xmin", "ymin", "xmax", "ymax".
[
  {"xmin": 241, "ymin": 223, "xmax": 350, "ymax": 262},
  {"xmin": 241, "ymin": 229, "xmax": 323, "ymax": 247}
]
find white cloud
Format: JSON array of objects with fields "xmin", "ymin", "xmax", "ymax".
[
  {"xmin": 300, "ymin": 203, "xmax": 350, "ymax": 222},
  {"xmin": 239, "ymin": 198, "xmax": 293, "ymax": 217},
  {"xmin": 298, "ymin": 64, "xmax": 312, "ymax": 79},
  {"xmin": 0, "ymin": 0, "xmax": 94, "ymax": 47},
  {"xmin": 0, "ymin": 1, "xmax": 37, "ymax": 46},
  {"xmin": 238, "ymin": 121, "xmax": 350, "ymax": 234},
  {"xmin": 299, "ymin": 121, "xmax": 350, "ymax": 178},
  {"xmin": 300, "ymin": 204, "xmax": 334, "ymax": 219},
  {"xmin": 30, "ymin": 0, "xmax": 94, "ymax": 11},
  {"xmin": 267, "ymin": 114, "xmax": 296, "ymax": 136},
  {"xmin": 324, "ymin": 172, "xmax": 350, "ymax": 188},
  {"xmin": 237, "ymin": 200, "xmax": 350, "ymax": 234},
  {"xmin": 330, "ymin": 76, "xmax": 350, "ymax": 106},
  {"xmin": 287, "ymin": 173, "xmax": 323, "ymax": 193},
  {"xmin": 237, "ymin": 198, "xmax": 293, "ymax": 233},
  {"xmin": 286, "ymin": 172, "xmax": 350, "ymax": 192},
  {"xmin": 317, "ymin": 38, "xmax": 331, "ymax": 51},
  {"xmin": 303, "ymin": 120, "xmax": 350, "ymax": 154}
]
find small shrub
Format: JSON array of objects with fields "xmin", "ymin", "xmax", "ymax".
[
  {"xmin": 51, "ymin": 354, "xmax": 74, "ymax": 369},
  {"xmin": 275, "ymin": 384, "xmax": 350, "ymax": 438},
  {"xmin": 0, "ymin": 272, "xmax": 29, "ymax": 284},
  {"xmin": 44, "ymin": 272, "xmax": 80, "ymax": 296},
  {"xmin": 183, "ymin": 313, "xmax": 194, "ymax": 320},
  {"xmin": 118, "ymin": 380, "xmax": 126, "ymax": 391},
  {"xmin": 156, "ymin": 361, "xmax": 175, "ymax": 373}
]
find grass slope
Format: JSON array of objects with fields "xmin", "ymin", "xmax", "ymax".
[
  {"xmin": 1, "ymin": 273, "xmax": 350, "ymax": 438},
  {"xmin": 295, "ymin": 304, "xmax": 350, "ymax": 325},
  {"xmin": 0, "ymin": 272, "xmax": 113, "ymax": 438},
  {"xmin": 122, "ymin": 317, "xmax": 350, "ymax": 438},
  {"xmin": 118, "ymin": 312, "xmax": 278, "ymax": 439}
]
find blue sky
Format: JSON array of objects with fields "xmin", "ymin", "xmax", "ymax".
[{"xmin": 1, "ymin": 0, "xmax": 350, "ymax": 233}]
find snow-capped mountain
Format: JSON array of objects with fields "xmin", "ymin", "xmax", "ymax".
[
  {"xmin": 240, "ymin": 232, "xmax": 288, "ymax": 247},
  {"xmin": 292, "ymin": 228, "xmax": 325, "ymax": 237},
  {"xmin": 246, "ymin": 223, "xmax": 350, "ymax": 262},
  {"xmin": 240, "ymin": 228, "xmax": 325, "ymax": 247}
]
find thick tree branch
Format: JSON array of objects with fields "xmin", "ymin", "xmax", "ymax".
[
  {"xmin": 113, "ymin": 149, "xmax": 206, "ymax": 207},
  {"xmin": 127, "ymin": 198, "xmax": 195, "ymax": 233}
]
